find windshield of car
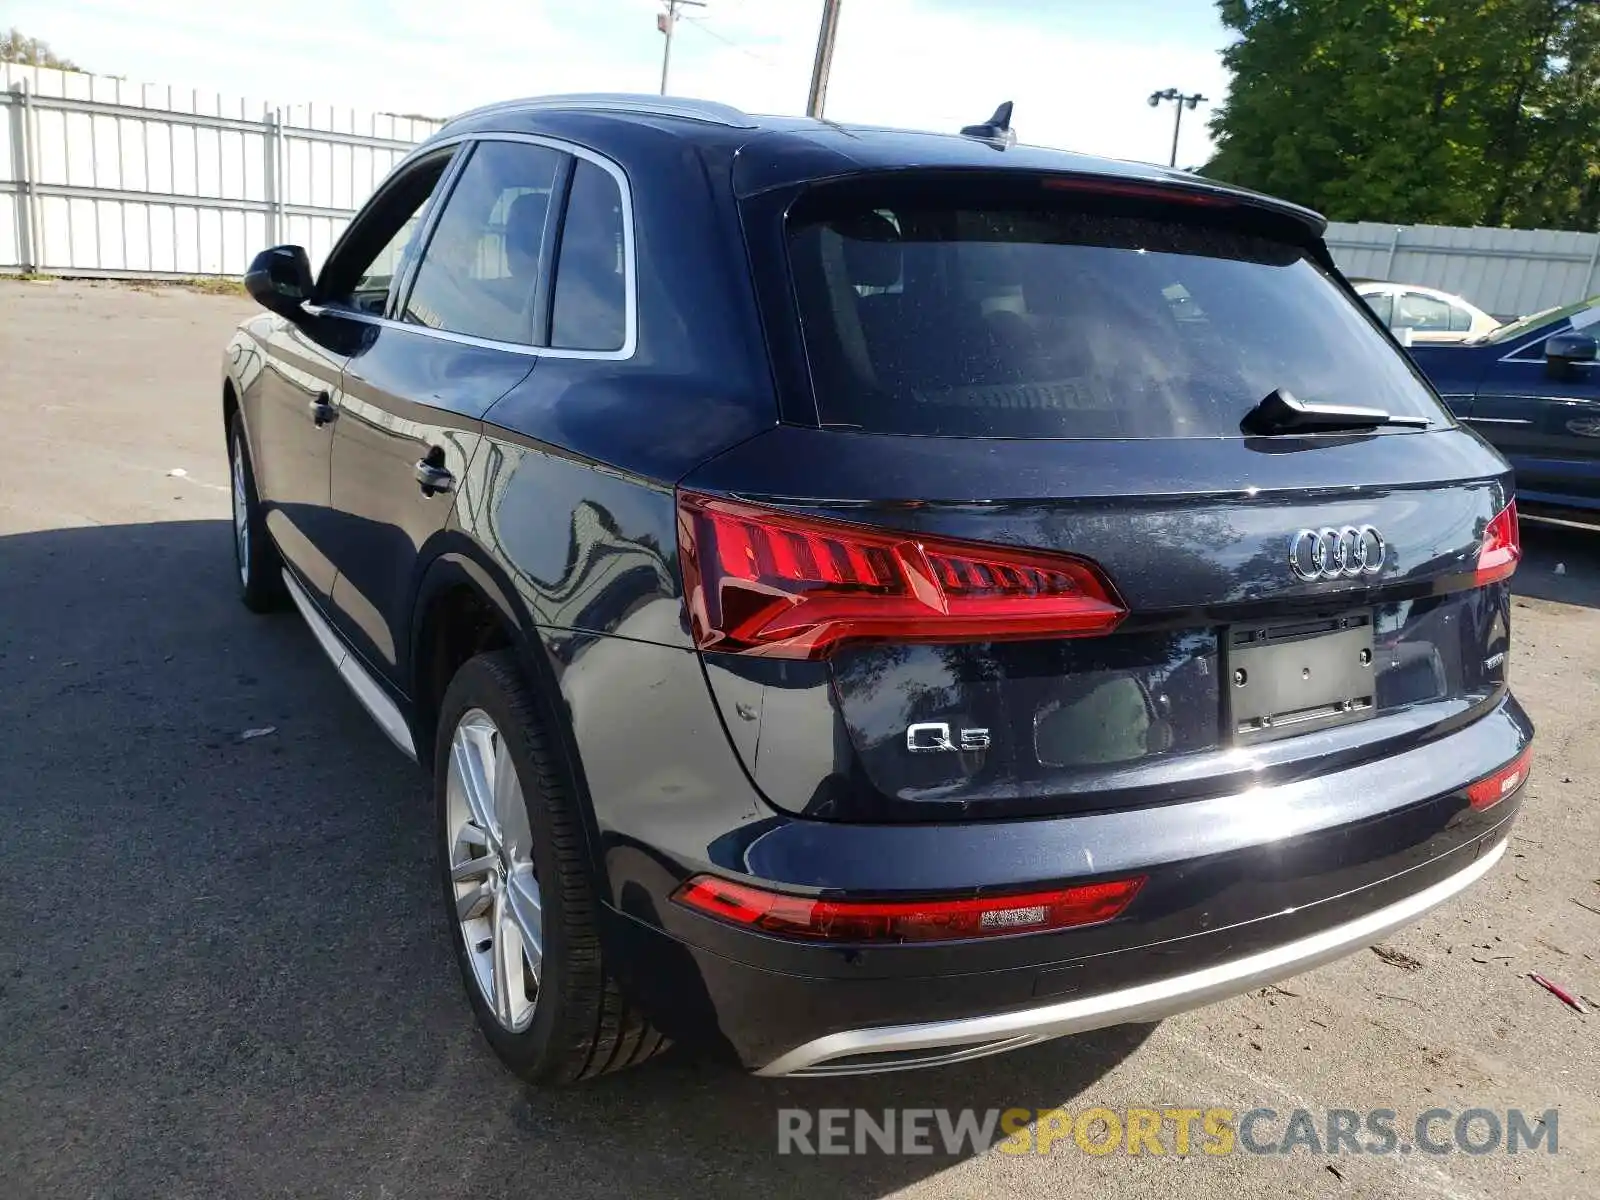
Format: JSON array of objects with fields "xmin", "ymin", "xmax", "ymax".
[
  {"xmin": 1466, "ymin": 295, "xmax": 1600, "ymax": 346},
  {"xmin": 786, "ymin": 182, "xmax": 1449, "ymax": 438}
]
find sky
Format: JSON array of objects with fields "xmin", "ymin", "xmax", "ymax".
[{"xmin": 2, "ymin": 0, "xmax": 1233, "ymax": 167}]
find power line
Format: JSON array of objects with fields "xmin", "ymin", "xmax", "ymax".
[{"xmin": 679, "ymin": 12, "xmax": 779, "ymax": 67}]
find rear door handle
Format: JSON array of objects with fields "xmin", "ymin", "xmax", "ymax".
[
  {"xmin": 415, "ymin": 459, "xmax": 455, "ymax": 496},
  {"xmin": 308, "ymin": 393, "xmax": 337, "ymax": 427}
]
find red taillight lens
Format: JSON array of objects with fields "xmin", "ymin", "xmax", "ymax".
[
  {"xmin": 1476, "ymin": 501, "xmax": 1521, "ymax": 586},
  {"xmin": 672, "ymin": 876, "xmax": 1145, "ymax": 942},
  {"xmin": 1466, "ymin": 746, "xmax": 1532, "ymax": 811},
  {"xmin": 676, "ymin": 492, "xmax": 1126, "ymax": 658}
]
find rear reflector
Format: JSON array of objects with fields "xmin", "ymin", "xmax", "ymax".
[
  {"xmin": 1475, "ymin": 501, "xmax": 1520, "ymax": 586},
  {"xmin": 1466, "ymin": 746, "xmax": 1531, "ymax": 811},
  {"xmin": 676, "ymin": 491, "xmax": 1126, "ymax": 658},
  {"xmin": 672, "ymin": 876, "xmax": 1145, "ymax": 942}
]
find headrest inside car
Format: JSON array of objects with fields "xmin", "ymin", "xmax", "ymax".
[
  {"xmin": 833, "ymin": 211, "xmax": 902, "ymax": 289},
  {"xmin": 504, "ymin": 192, "xmax": 550, "ymax": 270}
]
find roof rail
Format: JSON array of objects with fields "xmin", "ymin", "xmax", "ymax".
[{"xmin": 442, "ymin": 93, "xmax": 758, "ymax": 131}]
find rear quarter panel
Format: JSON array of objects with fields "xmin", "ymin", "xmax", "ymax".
[{"xmin": 432, "ymin": 120, "xmax": 781, "ymax": 897}]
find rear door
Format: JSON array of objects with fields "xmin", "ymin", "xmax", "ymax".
[
  {"xmin": 1470, "ymin": 325, "xmax": 1600, "ymax": 506},
  {"xmin": 324, "ymin": 136, "xmax": 569, "ymax": 686},
  {"xmin": 685, "ymin": 172, "xmax": 1517, "ymax": 822}
]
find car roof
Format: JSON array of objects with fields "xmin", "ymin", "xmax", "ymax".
[
  {"xmin": 430, "ymin": 93, "xmax": 1327, "ymax": 237},
  {"xmin": 1354, "ymin": 280, "xmax": 1492, "ymax": 313}
]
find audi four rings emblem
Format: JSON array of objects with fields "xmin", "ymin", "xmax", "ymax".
[{"xmin": 1288, "ymin": 525, "xmax": 1387, "ymax": 581}]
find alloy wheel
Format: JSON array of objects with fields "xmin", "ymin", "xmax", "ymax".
[
  {"xmin": 445, "ymin": 709, "xmax": 542, "ymax": 1031},
  {"xmin": 231, "ymin": 437, "xmax": 250, "ymax": 587}
]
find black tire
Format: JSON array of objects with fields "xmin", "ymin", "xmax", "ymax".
[
  {"xmin": 434, "ymin": 650, "xmax": 667, "ymax": 1084},
  {"xmin": 228, "ymin": 412, "xmax": 285, "ymax": 612}
]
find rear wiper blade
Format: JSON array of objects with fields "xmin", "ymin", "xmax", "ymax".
[{"xmin": 1241, "ymin": 388, "xmax": 1431, "ymax": 435}]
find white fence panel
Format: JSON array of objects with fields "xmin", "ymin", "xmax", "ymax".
[
  {"xmin": 1324, "ymin": 220, "xmax": 1600, "ymax": 319},
  {"xmin": 13, "ymin": 62, "xmax": 1600, "ymax": 315},
  {"xmin": 1, "ymin": 63, "xmax": 441, "ymax": 277}
]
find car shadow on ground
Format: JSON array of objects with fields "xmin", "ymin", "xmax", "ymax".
[
  {"xmin": 0, "ymin": 518, "xmax": 1151, "ymax": 1200},
  {"xmin": 1514, "ymin": 517, "xmax": 1600, "ymax": 608}
]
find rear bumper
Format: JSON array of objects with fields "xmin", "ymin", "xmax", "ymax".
[
  {"xmin": 757, "ymin": 837, "xmax": 1506, "ymax": 1076},
  {"xmin": 598, "ymin": 691, "xmax": 1530, "ymax": 1075}
]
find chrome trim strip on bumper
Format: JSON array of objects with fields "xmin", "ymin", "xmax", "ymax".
[
  {"xmin": 755, "ymin": 839, "xmax": 1507, "ymax": 1078},
  {"xmin": 282, "ymin": 569, "xmax": 417, "ymax": 761}
]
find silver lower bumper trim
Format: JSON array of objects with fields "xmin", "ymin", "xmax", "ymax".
[{"xmin": 755, "ymin": 839, "xmax": 1506, "ymax": 1077}]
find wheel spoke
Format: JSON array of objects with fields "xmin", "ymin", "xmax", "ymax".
[
  {"xmin": 450, "ymin": 731, "xmax": 497, "ymax": 843},
  {"xmin": 456, "ymin": 880, "xmax": 493, "ymax": 922},
  {"xmin": 504, "ymin": 868, "xmax": 543, "ymax": 972},
  {"xmin": 492, "ymin": 736, "xmax": 530, "ymax": 854},
  {"xmin": 490, "ymin": 890, "xmax": 515, "ymax": 1026},
  {"xmin": 451, "ymin": 852, "xmax": 497, "ymax": 882}
]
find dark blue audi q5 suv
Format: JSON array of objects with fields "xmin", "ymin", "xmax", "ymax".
[{"xmin": 223, "ymin": 94, "xmax": 1532, "ymax": 1083}]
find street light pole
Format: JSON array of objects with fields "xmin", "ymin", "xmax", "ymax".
[
  {"xmin": 1147, "ymin": 87, "xmax": 1208, "ymax": 168},
  {"xmin": 806, "ymin": 0, "xmax": 844, "ymax": 119},
  {"xmin": 658, "ymin": 0, "xmax": 706, "ymax": 96}
]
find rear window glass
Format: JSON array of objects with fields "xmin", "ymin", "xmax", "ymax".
[{"xmin": 786, "ymin": 188, "xmax": 1448, "ymax": 438}]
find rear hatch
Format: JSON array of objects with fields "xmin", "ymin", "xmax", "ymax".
[{"xmin": 682, "ymin": 170, "xmax": 1518, "ymax": 822}]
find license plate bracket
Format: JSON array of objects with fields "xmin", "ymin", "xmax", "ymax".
[{"xmin": 1226, "ymin": 611, "xmax": 1376, "ymax": 744}]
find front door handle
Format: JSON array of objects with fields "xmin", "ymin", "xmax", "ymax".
[
  {"xmin": 415, "ymin": 459, "xmax": 455, "ymax": 496},
  {"xmin": 308, "ymin": 393, "xmax": 337, "ymax": 427}
]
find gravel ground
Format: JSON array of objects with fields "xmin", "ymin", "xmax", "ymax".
[{"xmin": 0, "ymin": 278, "xmax": 1595, "ymax": 1200}]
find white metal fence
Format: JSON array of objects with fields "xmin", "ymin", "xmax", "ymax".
[
  {"xmin": 1, "ymin": 63, "xmax": 441, "ymax": 279},
  {"xmin": 9, "ymin": 62, "xmax": 1600, "ymax": 318},
  {"xmin": 1323, "ymin": 221, "xmax": 1600, "ymax": 319}
]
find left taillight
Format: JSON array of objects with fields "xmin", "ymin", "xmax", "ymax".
[
  {"xmin": 672, "ymin": 875, "xmax": 1145, "ymax": 942},
  {"xmin": 675, "ymin": 491, "xmax": 1126, "ymax": 659},
  {"xmin": 1476, "ymin": 501, "xmax": 1520, "ymax": 586}
]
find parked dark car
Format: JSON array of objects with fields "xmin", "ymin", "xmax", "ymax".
[
  {"xmin": 1409, "ymin": 298, "xmax": 1600, "ymax": 512},
  {"xmin": 223, "ymin": 94, "xmax": 1531, "ymax": 1084}
]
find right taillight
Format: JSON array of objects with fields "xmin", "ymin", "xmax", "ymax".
[
  {"xmin": 1476, "ymin": 501, "xmax": 1521, "ymax": 586},
  {"xmin": 1466, "ymin": 746, "xmax": 1531, "ymax": 811},
  {"xmin": 676, "ymin": 491, "xmax": 1126, "ymax": 659}
]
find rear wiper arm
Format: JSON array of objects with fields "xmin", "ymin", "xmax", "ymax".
[{"xmin": 1242, "ymin": 388, "xmax": 1431, "ymax": 435}]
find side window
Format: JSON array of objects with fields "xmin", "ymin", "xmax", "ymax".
[
  {"xmin": 1448, "ymin": 303, "xmax": 1474, "ymax": 333},
  {"xmin": 551, "ymin": 160, "xmax": 628, "ymax": 352},
  {"xmin": 321, "ymin": 153, "xmax": 453, "ymax": 314},
  {"xmin": 1396, "ymin": 291, "xmax": 1451, "ymax": 331},
  {"xmin": 1363, "ymin": 290, "xmax": 1394, "ymax": 326},
  {"xmin": 402, "ymin": 141, "xmax": 565, "ymax": 344}
]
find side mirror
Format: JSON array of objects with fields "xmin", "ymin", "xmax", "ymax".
[
  {"xmin": 244, "ymin": 245, "xmax": 313, "ymax": 318},
  {"xmin": 1545, "ymin": 331, "xmax": 1597, "ymax": 378}
]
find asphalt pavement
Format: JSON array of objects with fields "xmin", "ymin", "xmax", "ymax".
[{"xmin": 1, "ymin": 279, "xmax": 1596, "ymax": 1199}]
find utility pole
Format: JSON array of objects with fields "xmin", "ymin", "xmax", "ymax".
[
  {"xmin": 1147, "ymin": 88, "xmax": 1207, "ymax": 168},
  {"xmin": 806, "ymin": 0, "xmax": 844, "ymax": 119},
  {"xmin": 658, "ymin": 0, "xmax": 706, "ymax": 96}
]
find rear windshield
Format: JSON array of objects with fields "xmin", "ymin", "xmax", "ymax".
[{"xmin": 786, "ymin": 183, "xmax": 1448, "ymax": 438}]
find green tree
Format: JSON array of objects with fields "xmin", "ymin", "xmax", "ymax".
[
  {"xmin": 1205, "ymin": 0, "xmax": 1600, "ymax": 230},
  {"xmin": 1, "ymin": 28, "xmax": 82, "ymax": 71}
]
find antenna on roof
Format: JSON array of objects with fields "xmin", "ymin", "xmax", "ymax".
[{"xmin": 960, "ymin": 101, "xmax": 1016, "ymax": 148}]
